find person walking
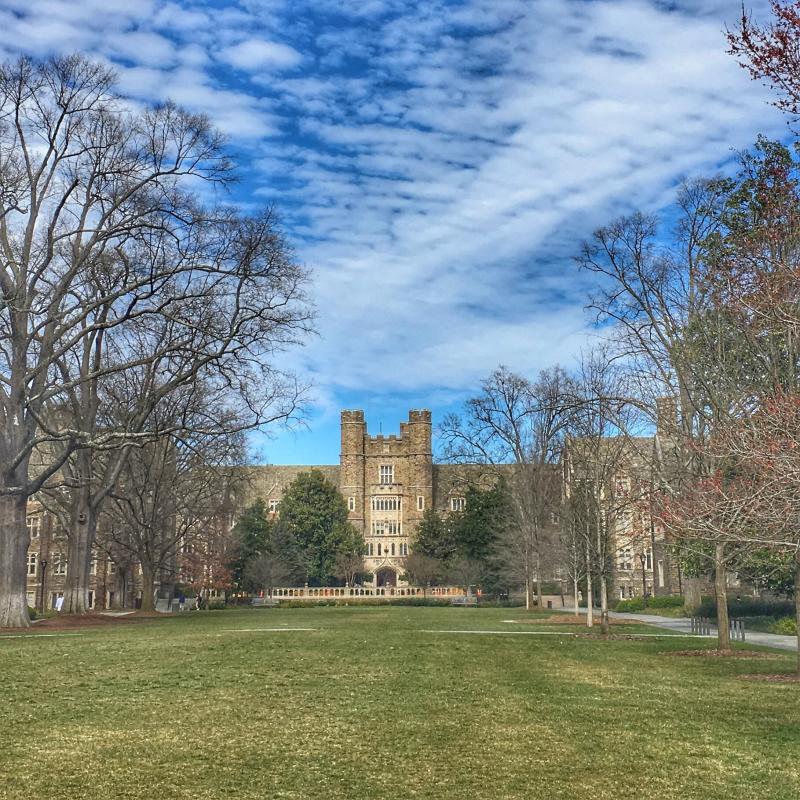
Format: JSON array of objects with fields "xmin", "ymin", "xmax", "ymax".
[{"xmin": 178, "ymin": 593, "xmax": 186, "ymax": 612}]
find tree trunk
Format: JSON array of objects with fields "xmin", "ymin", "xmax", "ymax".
[
  {"xmin": 599, "ymin": 573, "xmax": 610, "ymax": 635},
  {"xmin": 63, "ymin": 495, "xmax": 97, "ymax": 614},
  {"xmin": 794, "ymin": 552, "xmax": 800, "ymax": 677},
  {"xmin": 585, "ymin": 544, "xmax": 593, "ymax": 628},
  {"xmin": 525, "ymin": 577, "xmax": 532, "ymax": 611},
  {"xmin": 140, "ymin": 562, "xmax": 156, "ymax": 612},
  {"xmin": 0, "ymin": 493, "xmax": 31, "ymax": 628},
  {"xmin": 683, "ymin": 576, "xmax": 702, "ymax": 615},
  {"xmin": 573, "ymin": 577, "xmax": 580, "ymax": 617},
  {"xmin": 714, "ymin": 543, "xmax": 731, "ymax": 652}
]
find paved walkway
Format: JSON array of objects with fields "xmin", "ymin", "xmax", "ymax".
[{"xmin": 556, "ymin": 607, "xmax": 798, "ymax": 652}]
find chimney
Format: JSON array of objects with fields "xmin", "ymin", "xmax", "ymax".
[{"xmin": 656, "ymin": 397, "xmax": 678, "ymax": 438}]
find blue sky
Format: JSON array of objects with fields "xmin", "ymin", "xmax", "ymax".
[{"xmin": 0, "ymin": 0, "xmax": 785, "ymax": 463}]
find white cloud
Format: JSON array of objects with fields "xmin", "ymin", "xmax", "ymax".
[
  {"xmin": 0, "ymin": 0, "xmax": 785, "ymax": 418},
  {"xmin": 218, "ymin": 38, "xmax": 302, "ymax": 71}
]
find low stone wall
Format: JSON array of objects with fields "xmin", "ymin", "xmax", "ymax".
[{"xmin": 267, "ymin": 586, "xmax": 467, "ymax": 601}]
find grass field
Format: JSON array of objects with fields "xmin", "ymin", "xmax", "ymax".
[{"xmin": 1, "ymin": 606, "xmax": 798, "ymax": 800}]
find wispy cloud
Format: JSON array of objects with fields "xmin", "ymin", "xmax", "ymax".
[{"xmin": 0, "ymin": 0, "xmax": 783, "ymax": 456}]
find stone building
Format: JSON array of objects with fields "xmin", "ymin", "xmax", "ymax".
[{"xmin": 243, "ymin": 409, "xmax": 485, "ymax": 587}]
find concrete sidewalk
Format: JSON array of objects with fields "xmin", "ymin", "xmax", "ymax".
[{"xmin": 557, "ymin": 607, "xmax": 798, "ymax": 652}]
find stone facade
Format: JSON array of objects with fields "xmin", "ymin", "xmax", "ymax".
[{"xmin": 242, "ymin": 409, "xmax": 484, "ymax": 587}]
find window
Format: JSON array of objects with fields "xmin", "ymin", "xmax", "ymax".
[
  {"xmin": 645, "ymin": 549, "xmax": 653, "ymax": 570},
  {"xmin": 372, "ymin": 496, "xmax": 400, "ymax": 511},
  {"xmin": 366, "ymin": 542, "xmax": 374, "ymax": 556},
  {"xmin": 90, "ymin": 557, "xmax": 97, "ymax": 576},
  {"xmin": 52, "ymin": 554, "xmax": 67, "ymax": 575},
  {"xmin": 417, "ymin": 496, "xmax": 425, "ymax": 511},
  {"xmin": 450, "ymin": 497, "xmax": 465, "ymax": 512},
  {"xmin": 348, "ymin": 497, "xmax": 355, "ymax": 512},
  {"xmin": 109, "ymin": 561, "xmax": 117, "ymax": 575},
  {"xmin": 371, "ymin": 520, "xmax": 401, "ymax": 536},
  {"xmin": 26, "ymin": 515, "xmax": 41, "ymax": 539},
  {"xmin": 27, "ymin": 552, "xmax": 38, "ymax": 576},
  {"xmin": 379, "ymin": 465, "xmax": 394, "ymax": 485},
  {"xmin": 399, "ymin": 542, "xmax": 408, "ymax": 556},
  {"xmin": 390, "ymin": 542, "xmax": 395, "ymax": 556},
  {"xmin": 377, "ymin": 542, "xmax": 382, "ymax": 557},
  {"xmin": 617, "ymin": 548, "xmax": 632, "ymax": 571},
  {"xmin": 268, "ymin": 499, "xmax": 280, "ymax": 513}
]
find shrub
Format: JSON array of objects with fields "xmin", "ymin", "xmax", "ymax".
[
  {"xmin": 646, "ymin": 596, "xmax": 685, "ymax": 609},
  {"xmin": 206, "ymin": 598, "xmax": 227, "ymax": 610},
  {"xmin": 27, "ymin": 606, "xmax": 38, "ymax": 621},
  {"xmin": 616, "ymin": 597, "xmax": 646, "ymax": 612},
  {"xmin": 695, "ymin": 597, "xmax": 794, "ymax": 620},
  {"xmin": 769, "ymin": 617, "xmax": 798, "ymax": 636}
]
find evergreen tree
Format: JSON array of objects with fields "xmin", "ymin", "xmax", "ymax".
[
  {"xmin": 414, "ymin": 508, "xmax": 457, "ymax": 562},
  {"xmin": 279, "ymin": 469, "xmax": 355, "ymax": 583},
  {"xmin": 230, "ymin": 500, "xmax": 272, "ymax": 589},
  {"xmin": 453, "ymin": 480, "xmax": 512, "ymax": 562}
]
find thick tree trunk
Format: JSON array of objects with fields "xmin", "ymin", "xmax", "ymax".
[
  {"xmin": 683, "ymin": 576, "xmax": 702, "ymax": 614},
  {"xmin": 63, "ymin": 495, "xmax": 97, "ymax": 614},
  {"xmin": 714, "ymin": 543, "xmax": 731, "ymax": 652},
  {"xmin": 0, "ymin": 494, "xmax": 31, "ymax": 628},
  {"xmin": 140, "ymin": 562, "xmax": 156, "ymax": 612}
]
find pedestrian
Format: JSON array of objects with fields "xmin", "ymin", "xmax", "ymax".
[
  {"xmin": 178, "ymin": 593, "xmax": 186, "ymax": 612},
  {"xmin": 194, "ymin": 593, "xmax": 202, "ymax": 611}
]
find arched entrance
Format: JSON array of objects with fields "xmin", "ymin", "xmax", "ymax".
[{"xmin": 376, "ymin": 567, "xmax": 397, "ymax": 588}]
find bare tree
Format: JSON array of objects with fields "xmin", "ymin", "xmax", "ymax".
[
  {"xmin": 403, "ymin": 552, "xmax": 441, "ymax": 596},
  {"xmin": 0, "ymin": 56, "xmax": 311, "ymax": 627},
  {"xmin": 564, "ymin": 348, "xmax": 639, "ymax": 634},
  {"xmin": 439, "ymin": 366, "xmax": 573, "ymax": 609},
  {"xmin": 102, "ymin": 391, "xmax": 246, "ymax": 611}
]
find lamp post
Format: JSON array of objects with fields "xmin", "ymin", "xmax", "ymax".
[
  {"xmin": 39, "ymin": 559, "xmax": 48, "ymax": 613},
  {"xmin": 638, "ymin": 551, "xmax": 647, "ymax": 598}
]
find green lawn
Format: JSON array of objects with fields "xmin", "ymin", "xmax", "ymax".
[{"xmin": 1, "ymin": 606, "xmax": 798, "ymax": 800}]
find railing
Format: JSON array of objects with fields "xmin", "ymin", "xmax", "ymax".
[
  {"xmin": 267, "ymin": 586, "xmax": 467, "ymax": 601},
  {"xmin": 690, "ymin": 616, "xmax": 746, "ymax": 641}
]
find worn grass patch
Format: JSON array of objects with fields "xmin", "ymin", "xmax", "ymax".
[{"xmin": 1, "ymin": 606, "xmax": 798, "ymax": 800}]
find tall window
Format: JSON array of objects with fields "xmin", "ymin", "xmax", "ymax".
[
  {"xmin": 268, "ymin": 499, "xmax": 279, "ymax": 513},
  {"xmin": 400, "ymin": 542, "xmax": 408, "ymax": 556},
  {"xmin": 26, "ymin": 514, "xmax": 41, "ymax": 539},
  {"xmin": 645, "ymin": 549, "xmax": 653, "ymax": 570},
  {"xmin": 417, "ymin": 496, "xmax": 424, "ymax": 511},
  {"xmin": 617, "ymin": 548, "xmax": 632, "ymax": 571},
  {"xmin": 379, "ymin": 465, "xmax": 394, "ymax": 485},
  {"xmin": 450, "ymin": 497, "xmax": 465, "ymax": 512},
  {"xmin": 372, "ymin": 496, "xmax": 400, "ymax": 511},
  {"xmin": 348, "ymin": 497, "xmax": 355, "ymax": 512},
  {"xmin": 52, "ymin": 553, "xmax": 67, "ymax": 575},
  {"xmin": 27, "ymin": 552, "xmax": 38, "ymax": 576}
]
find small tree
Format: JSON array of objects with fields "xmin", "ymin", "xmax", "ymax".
[
  {"xmin": 403, "ymin": 552, "xmax": 443, "ymax": 596},
  {"xmin": 333, "ymin": 525, "xmax": 366, "ymax": 587},
  {"xmin": 230, "ymin": 500, "xmax": 272, "ymax": 590}
]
